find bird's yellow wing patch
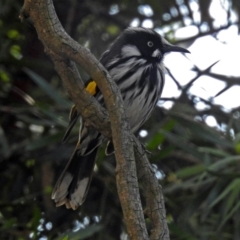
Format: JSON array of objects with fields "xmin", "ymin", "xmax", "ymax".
[{"xmin": 85, "ymin": 80, "xmax": 97, "ymax": 96}]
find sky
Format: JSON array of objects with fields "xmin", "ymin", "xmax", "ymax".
[{"xmin": 164, "ymin": 25, "xmax": 240, "ymax": 110}]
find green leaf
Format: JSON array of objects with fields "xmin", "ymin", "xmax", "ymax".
[
  {"xmin": 171, "ymin": 112, "xmax": 233, "ymax": 148},
  {"xmin": 0, "ymin": 69, "xmax": 10, "ymax": 82},
  {"xmin": 207, "ymin": 155, "xmax": 240, "ymax": 171},
  {"xmin": 176, "ymin": 164, "xmax": 206, "ymax": 179},
  {"xmin": 0, "ymin": 126, "xmax": 10, "ymax": 158},
  {"xmin": 39, "ymin": 106, "xmax": 68, "ymax": 127},
  {"xmin": 56, "ymin": 225, "xmax": 102, "ymax": 240},
  {"xmin": 224, "ymin": 182, "xmax": 240, "ymax": 215},
  {"xmin": 169, "ymin": 223, "xmax": 198, "ymax": 240},
  {"xmin": 147, "ymin": 119, "xmax": 176, "ymax": 150},
  {"xmin": 106, "ymin": 25, "xmax": 120, "ymax": 35},
  {"xmin": 159, "ymin": 129, "xmax": 204, "ymax": 159},
  {"xmin": 2, "ymin": 218, "xmax": 17, "ymax": 230},
  {"xmin": 24, "ymin": 68, "xmax": 71, "ymax": 107},
  {"xmin": 10, "ymin": 44, "xmax": 22, "ymax": 60},
  {"xmin": 218, "ymin": 201, "xmax": 240, "ymax": 230},
  {"xmin": 209, "ymin": 179, "xmax": 240, "ymax": 209},
  {"xmin": 198, "ymin": 147, "xmax": 230, "ymax": 157},
  {"xmin": 7, "ymin": 29, "xmax": 20, "ymax": 39},
  {"xmin": 164, "ymin": 175, "xmax": 215, "ymax": 194},
  {"xmin": 61, "ymin": 236, "xmax": 68, "ymax": 240}
]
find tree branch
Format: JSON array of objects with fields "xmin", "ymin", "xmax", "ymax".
[{"xmin": 134, "ymin": 138, "xmax": 170, "ymax": 240}]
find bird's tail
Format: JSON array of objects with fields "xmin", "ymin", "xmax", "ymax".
[{"xmin": 52, "ymin": 146, "xmax": 99, "ymax": 210}]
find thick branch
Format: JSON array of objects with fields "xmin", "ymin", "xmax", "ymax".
[
  {"xmin": 50, "ymin": 54, "xmax": 111, "ymax": 134},
  {"xmin": 20, "ymin": 0, "xmax": 148, "ymax": 239},
  {"xmin": 134, "ymin": 138, "xmax": 170, "ymax": 240}
]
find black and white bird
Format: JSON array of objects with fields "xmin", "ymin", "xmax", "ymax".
[{"xmin": 52, "ymin": 27, "xmax": 189, "ymax": 210}]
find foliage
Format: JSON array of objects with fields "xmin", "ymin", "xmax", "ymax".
[{"xmin": 0, "ymin": 0, "xmax": 239, "ymax": 239}]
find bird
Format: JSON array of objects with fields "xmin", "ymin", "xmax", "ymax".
[{"xmin": 52, "ymin": 27, "xmax": 189, "ymax": 210}]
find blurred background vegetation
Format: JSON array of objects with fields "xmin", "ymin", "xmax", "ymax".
[{"xmin": 0, "ymin": 0, "xmax": 240, "ymax": 239}]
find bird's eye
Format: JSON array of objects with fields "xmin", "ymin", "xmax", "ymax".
[{"xmin": 147, "ymin": 41, "xmax": 154, "ymax": 47}]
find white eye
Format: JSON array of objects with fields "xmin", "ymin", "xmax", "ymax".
[{"xmin": 147, "ymin": 41, "xmax": 154, "ymax": 47}]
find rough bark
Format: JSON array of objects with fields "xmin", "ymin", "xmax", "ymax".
[{"xmin": 134, "ymin": 137, "xmax": 170, "ymax": 240}]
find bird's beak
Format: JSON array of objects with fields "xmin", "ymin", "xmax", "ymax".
[{"xmin": 163, "ymin": 43, "xmax": 190, "ymax": 54}]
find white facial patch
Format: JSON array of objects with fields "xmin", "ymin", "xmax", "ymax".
[
  {"xmin": 152, "ymin": 49, "xmax": 162, "ymax": 58},
  {"xmin": 121, "ymin": 45, "xmax": 141, "ymax": 58}
]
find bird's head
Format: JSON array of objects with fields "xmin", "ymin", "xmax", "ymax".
[{"xmin": 110, "ymin": 27, "xmax": 190, "ymax": 61}]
